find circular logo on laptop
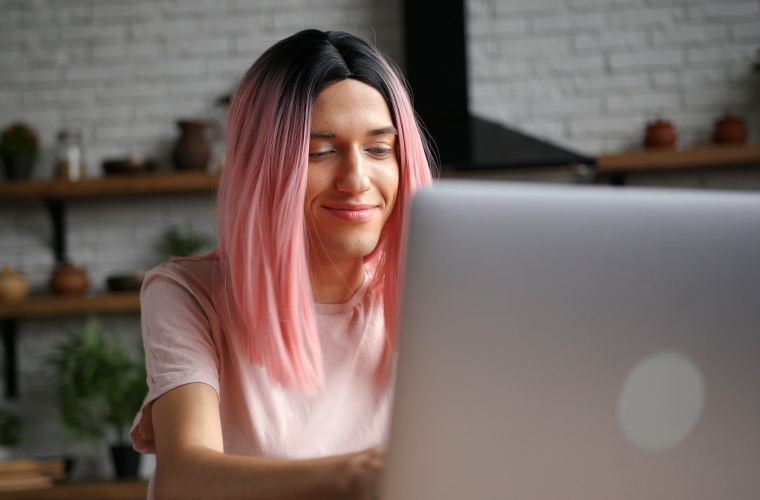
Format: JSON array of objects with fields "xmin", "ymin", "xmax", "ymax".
[{"xmin": 617, "ymin": 351, "xmax": 705, "ymax": 453}]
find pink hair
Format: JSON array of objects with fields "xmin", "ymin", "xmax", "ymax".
[{"xmin": 214, "ymin": 32, "xmax": 434, "ymax": 392}]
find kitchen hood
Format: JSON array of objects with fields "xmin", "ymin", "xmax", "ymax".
[{"xmin": 403, "ymin": 0, "xmax": 595, "ymax": 173}]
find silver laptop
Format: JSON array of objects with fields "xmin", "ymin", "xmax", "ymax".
[{"xmin": 383, "ymin": 180, "xmax": 760, "ymax": 499}]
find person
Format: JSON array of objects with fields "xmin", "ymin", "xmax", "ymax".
[{"xmin": 129, "ymin": 29, "xmax": 434, "ymax": 500}]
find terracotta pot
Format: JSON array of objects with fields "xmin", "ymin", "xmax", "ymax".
[
  {"xmin": 111, "ymin": 445, "xmax": 141, "ymax": 479},
  {"xmin": 644, "ymin": 119, "xmax": 677, "ymax": 149},
  {"xmin": 0, "ymin": 264, "xmax": 30, "ymax": 303},
  {"xmin": 49, "ymin": 262, "xmax": 89, "ymax": 295},
  {"xmin": 1, "ymin": 155, "xmax": 35, "ymax": 180},
  {"xmin": 172, "ymin": 120, "xmax": 210, "ymax": 171},
  {"xmin": 712, "ymin": 114, "xmax": 748, "ymax": 144}
]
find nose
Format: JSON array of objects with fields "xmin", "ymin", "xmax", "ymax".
[{"xmin": 336, "ymin": 147, "xmax": 371, "ymax": 194}]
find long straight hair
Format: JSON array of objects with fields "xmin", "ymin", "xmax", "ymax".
[{"xmin": 216, "ymin": 30, "xmax": 434, "ymax": 393}]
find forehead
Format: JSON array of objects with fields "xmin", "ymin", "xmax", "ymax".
[{"xmin": 311, "ymin": 79, "xmax": 393, "ymax": 130}]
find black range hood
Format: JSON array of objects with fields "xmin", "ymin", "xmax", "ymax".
[{"xmin": 403, "ymin": 0, "xmax": 595, "ymax": 173}]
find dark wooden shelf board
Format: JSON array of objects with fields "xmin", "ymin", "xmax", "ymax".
[
  {"xmin": 0, "ymin": 292, "xmax": 141, "ymax": 320},
  {"xmin": 0, "ymin": 171, "xmax": 219, "ymax": 201},
  {"xmin": 596, "ymin": 144, "xmax": 760, "ymax": 173},
  {"xmin": 0, "ymin": 172, "xmax": 207, "ymax": 400},
  {"xmin": 0, "ymin": 480, "xmax": 148, "ymax": 500}
]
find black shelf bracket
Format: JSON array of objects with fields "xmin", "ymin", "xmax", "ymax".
[
  {"xmin": 1, "ymin": 319, "xmax": 18, "ymax": 399},
  {"xmin": 45, "ymin": 200, "xmax": 67, "ymax": 263},
  {"xmin": 2, "ymin": 201, "xmax": 66, "ymax": 399}
]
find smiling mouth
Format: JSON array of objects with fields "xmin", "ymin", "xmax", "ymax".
[{"xmin": 324, "ymin": 205, "xmax": 378, "ymax": 222}]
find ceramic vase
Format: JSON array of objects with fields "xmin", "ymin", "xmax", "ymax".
[
  {"xmin": 644, "ymin": 119, "xmax": 677, "ymax": 149},
  {"xmin": 172, "ymin": 120, "xmax": 210, "ymax": 171},
  {"xmin": 1, "ymin": 155, "xmax": 35, "ymax": 180},
  {"xmin": 111, "ymin": 445, "xmax": 141, "ymax": 479},
  {"xmin": 0, "ymin": 264, "xmax": 30, "ymax": 303},
  {"xmin": 712, "ymin": 114, "xmax": 748, "ymax": 144},
  {"xmin": 49, "ymin": 262, "xmax": 89, "ymax": 295}
]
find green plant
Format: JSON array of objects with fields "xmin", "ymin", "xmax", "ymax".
[
  {"xmin": 0, "ymin": 122, "xmax": 39, "ymax": 160},
  {"xmin": 0, "ymin": 407, "xmax": 22, "ymax": 446},
  {"xmin": 45, "ymin": 315, "xmax": 147, "ymax": 446},
  {"xmin": 156, "ymin": 224, "xmax": 210, "ymax": 257}
]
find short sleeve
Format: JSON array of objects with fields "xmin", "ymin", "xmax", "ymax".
[{"xmin": 130, "ymin": 267, "xmax": 221, "ymax": 454}]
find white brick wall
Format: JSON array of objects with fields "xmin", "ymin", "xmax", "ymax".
[
  {"xmin": 1, "ymin": 0, "xmax": 759, "ymax": 480},
  {"xmin": 0, "ymin": 0, "xmax": 402, "ymax": 479},
  {"xmin": 467, "ymin": 0, "xmax": 760, "ymax": 154},
  {"xmin": 0, "ymin": 0, "xmax": 402, "ymax": 179}
]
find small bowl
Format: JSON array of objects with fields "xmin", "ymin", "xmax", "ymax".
[
  {"xmin": 102, "ymin": 157, "xmax": 157, "ymax": 175},
  {"xmin": 106, "ymin": 272, "xmax": 145, "ymax": 292}
]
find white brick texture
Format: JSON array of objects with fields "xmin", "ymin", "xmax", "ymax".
[
  {"xmin": 0, "ymin": 0, "xmax": 402, "ymax": 477},
  {"xmin": 468, "ymin": 0, "xmax": 760, "ymax": 154},
  {"xmin": 1, "ymin": 0, "xmax": 760, "ymax": 478}
]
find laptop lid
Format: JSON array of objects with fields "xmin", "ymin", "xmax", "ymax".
[{"xmin": 383, "ymin": 180, "xmax": 760, "ymax": 499}]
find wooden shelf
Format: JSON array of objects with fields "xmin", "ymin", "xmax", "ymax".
[
  {"xmin": 0, "ymin": 171, "xmax": 212, "ymax": 398},
  {"xmin": 0, "ymin": 171, "xmax": 219, "ymax": 201},
  {"xmin": 0, "ymin": 292, "xmax": 140, "ymax": 320},
  {"xmin": 0, "ymin": 480, "xmax": 148, "ymax": 500},
  {"xmin": 596, "ymin": 144, "xmax": 760, "ymax": 173}
]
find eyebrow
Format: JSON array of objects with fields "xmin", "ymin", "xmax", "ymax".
[
  {"xmin": 309, "ymin": 126, "xmax": 398, "ymax": 139},
  {"xmin": 368, "ymin": 126, "xmax": 398, "ymax": 136}
]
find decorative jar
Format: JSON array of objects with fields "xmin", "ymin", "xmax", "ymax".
[
  {"xmin": 56, "ymin": 128, "xmax": 85, "ymax": 182},
  {"xmin": 712, "ymin": 114, "xmax": 748, "ymax": 144},
  {"xmin": 0, "ymin": 264, "xmax": 29, "ymax": 303},
  {"xmin": 172, "ymin": 120, "xmax": 210, "ymax": 171},
  {"xmin": 49, "ymin": 262, "xmax": 89, "ymax": 295},
  {"xmin": 644, "ymin": 119, "xmax": 677, "ymax": 149}
]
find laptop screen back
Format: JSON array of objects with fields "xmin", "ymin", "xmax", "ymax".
[{"xmin": 383, "ymin": 181, "xmax": 760, "ymax": 499}]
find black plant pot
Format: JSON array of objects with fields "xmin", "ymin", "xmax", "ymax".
[
  {"xmin": 1, "ymin": 155, "xmax": 35, "ymax": 180},
  {"xmin": 110, "ymin": 445, "xmax": 141, "ymax": 479}
]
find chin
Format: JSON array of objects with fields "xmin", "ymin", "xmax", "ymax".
[
  {"xmin": 329, "ymin": 235, "xmax": 382, "ymax": 260},
  {"xmin": 342, "ymin": 242, "xmax": 381, "ymax": 259},
  {"xmin": 306, "ymin": 219, "xmax": 386, "ymax": 261}
]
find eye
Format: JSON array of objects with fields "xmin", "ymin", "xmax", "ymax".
[
  {"xmin": 309, "ymin": 150, "xmax": 334, "ymax": 159},
  {"xmin": 367, "ymin": 148, "xmax": 394, "ymax": 157}
]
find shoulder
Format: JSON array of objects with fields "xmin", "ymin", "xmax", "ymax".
[
  {"xmin": 141, "ymin": 257, "xmax": 223, "ymax": 319},
  {"xmin": 140, "ymin": 259, "xmax": 226, "ymax": 365},
  {"xmin": 145, "ymin": 257, "xmax": 217, "ymax": 288}
]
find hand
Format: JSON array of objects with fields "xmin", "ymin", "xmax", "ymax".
[{"xmin": 342, "ymin": 446, "xmax": 386, "ymax": 500}]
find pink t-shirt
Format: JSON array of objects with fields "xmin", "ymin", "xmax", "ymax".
[{"xmin": 130, "ymin": 258, "xmax": 393, "ymax": 461}]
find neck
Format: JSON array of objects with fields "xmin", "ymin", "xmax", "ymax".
[{"xmin": 309, "ymin": 256, "xmax": 365, "ymax": 304}]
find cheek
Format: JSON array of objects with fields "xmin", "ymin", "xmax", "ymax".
[
  {"xmin": 304, "ymin": 168, "xmax": 324, "ymax": 214},
  {"xmin": 383, "ymin": 164, "xmax": 401, "ymax": 209}
]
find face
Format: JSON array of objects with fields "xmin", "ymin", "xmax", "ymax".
[{"xmin": 305, "ymin": 79, "xmax": 400, "ymax": 267}]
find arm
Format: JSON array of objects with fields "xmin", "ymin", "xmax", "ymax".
[{"xmin": 152, "ymin": 383, "xmax": 384, "ymax": 500}]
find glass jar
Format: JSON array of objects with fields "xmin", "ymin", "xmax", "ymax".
[{"xmin": 56, "ymin": 128, "xmax": 85, "ymax": 182}]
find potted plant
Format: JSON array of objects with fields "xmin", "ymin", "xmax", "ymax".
[
  {"xmin": 0, "ymin": 122, "xmax": 39, "ymax": 180},
  {"xmin": 0, "ymin": 407, "xmax": 22, "ymax": 461},
  {"xmin": 155, "ymin": 224, "xmax": 210, "ymax": 258},
  {"xmin": 45, "ymin": 315, "xmax": 148, "ymax": 478}
]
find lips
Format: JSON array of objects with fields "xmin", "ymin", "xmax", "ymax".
[{"xmin": 323, "ymin": 203, "xmax": 378, "ymax": 222}]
